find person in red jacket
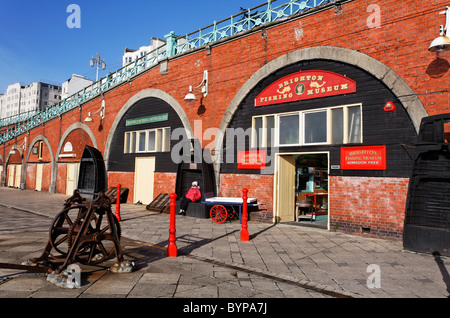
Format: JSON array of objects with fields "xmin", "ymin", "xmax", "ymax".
[{"xmin": 179, "ymin": 181, "xmax": 202, "ymax": 215}]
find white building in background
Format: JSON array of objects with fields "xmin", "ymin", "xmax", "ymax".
[
  {"xmin": 0, "ymin": 82, "xmax": 62, "ymax": 120},
  {"xmin": 62, "ymin": 74, "xmax": 93, "ymax": 100},
  {"xmin": 1, "ymin": 83, "xmax": 22, "ymax": 119},
  {"xmin": 0, "ymin": 94, "xmax": 4, "ymax": 119},
  {"xmin": 122, "ymin": 37, "xmax": 166, "ymax": 67}
]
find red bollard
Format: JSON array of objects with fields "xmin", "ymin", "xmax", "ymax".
[
  {"xmin": 115, "ymin": 184, "xmax": 121, "ymax": 222},
  {"xmin": 241, "ymin": 188, "xmax": 249, "ymax": 241},
  {"xmin": 167, "ymin": 193, "xmax": 178, "ymax": 257}
]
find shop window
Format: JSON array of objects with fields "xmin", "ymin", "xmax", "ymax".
[
  {"xmin": 252, "ymin": 115, "xmax": 274, "ymax": 148},
  {"xmin": 304, "ymin": 110, "xmax": 327, "ymax": 145},
  {"xmin": 331, "ymin": 108, "xmax": 344, "ymax": 144},
  {"xmin": 38, "ymin": 141, "xmax": 44, "ymax": 160},
  {"xmin": 138, "ymin": 131, "xmax": 146, "ymax": 152},
  {"xmin": 279, "ymin": 113, "xmax": 299, "ymax": 146},
  {"xmin": 124, "ymin": 127, "xmax": 170, "ymax": 154},
  {"xmin": 162, "ymin": 128, "xmax": 171, "ymax": 152},
  {"xmin": 348, "ymin": 106, "xmax": 362, "ymax": 143},
  {"xmin": 251, "ymin": 103, "xmax": 362, "ymax": 148},
  {"xmin": 148, "ymin": 130, "xmax": 156, "ymax": 152},
  {"xmin": 124, "ymin": 131, "xmax": 136, "ymax": 154}
]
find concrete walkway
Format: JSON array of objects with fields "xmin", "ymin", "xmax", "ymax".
[{"xmin": 0, "ymin": 187, "xmax": 449, "ymax": 298}]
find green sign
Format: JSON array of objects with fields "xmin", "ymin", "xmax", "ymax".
[{"xmin": 126, "ymin": 113, "xmax": 169, "ymax": 127}]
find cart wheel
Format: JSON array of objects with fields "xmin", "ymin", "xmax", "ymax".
[
  {"xmin": 210, "ymin": 205, "xmax": 228, "ymax": 224},
  {"xmin": 228, "ymin": 208, "xmax": 236, "ymax": 220}
]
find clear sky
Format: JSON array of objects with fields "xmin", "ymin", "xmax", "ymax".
[{"xmin": 0, "ymin": 0, "xmax": 266, "ymax": 94}]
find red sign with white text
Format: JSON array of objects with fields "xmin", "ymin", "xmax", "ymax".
[
  {"xmin": 255, "ymin": 70, "xmax": 356, "ymax": 107},
  {"xmin": 238, "ymin": 151, "xmax": 267, "ymax": 170},
  {"xmin": 341, "ymin": 146, "xmax": 387, "ymax": 170}
]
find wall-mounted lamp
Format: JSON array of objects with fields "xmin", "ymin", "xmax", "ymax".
[
  {"xmin": 184, "ymin": 70, "xmax": 208, "ymax": 102},
  {"xmin": 10, "ymin": 137, "xmax": 27, "ymax": 155},
  {"xmin": 429, "ymin": 6, "xmax": 450, "ymax": 53},
  {"xmin": 85, "ymin": 99, "xmax": 105, "ymax": 123}
]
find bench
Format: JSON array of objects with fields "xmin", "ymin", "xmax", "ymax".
[{"xmin": 176, "ymin": 191, "xmax": 214, "ymax": 219}]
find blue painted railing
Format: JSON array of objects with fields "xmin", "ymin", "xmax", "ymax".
[{"xmin": 0, "ymin": 0, "xmax": 331, "ymax": 144}]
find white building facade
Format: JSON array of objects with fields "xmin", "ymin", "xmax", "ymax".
[
  {"xmin": 62, "ymin": 74, "xmax": 93, "ymax": 100},
  {"xmin": 0, "ymin": 82, "xmax": 61, "ymax": 119},
  {"xmin": 122, "ymin": 37, "xmax": 166, "ymax": 67}
]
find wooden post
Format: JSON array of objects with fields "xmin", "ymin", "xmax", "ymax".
[
  {"xmin": 115, "ymin": 184, "xmax": 121, "ymax": 222},
  {"xmin": 241, "ymin": 188, "xmax": 249, "ymax": 241},
  {"xmin": 167, "ymin": 193, "xmax": 178, "ymax": 257}
]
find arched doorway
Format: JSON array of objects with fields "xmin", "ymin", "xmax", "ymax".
[
  {"xmin": 106, "ymin": 89, "xmax": 192, "ymax": 204},
  {"xmin": 215, "ymin": 47, "xmax": 423, "ymax": 239}
]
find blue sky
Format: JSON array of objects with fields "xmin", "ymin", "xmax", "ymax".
[{"xmin": 0, "ymin": 0, "xmax": 266, "ymax": 93}]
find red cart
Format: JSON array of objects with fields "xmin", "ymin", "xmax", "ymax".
[{"xmin": 202, "ymin": 197, "xmax": 261, "ymax": 224}]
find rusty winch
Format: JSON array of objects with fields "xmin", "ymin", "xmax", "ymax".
[
  {"xmin": 0, "ymin": 190, "xmax": 134, "ymax": 281},
  {"xmin": 32, "ymin": 190, "xmax": 130, "ymax": 274}
]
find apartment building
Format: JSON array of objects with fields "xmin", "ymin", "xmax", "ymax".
[
  {"xmin": 122, "ymin": 37, "xmax": 166, "ymax": 67},
  {"xmin": 61, "ymin": 74, "xmax": 93, "ymax": 100},
  {"xmin": 0, "ymin": 82, "xmax": 61, "ymax": 119}
]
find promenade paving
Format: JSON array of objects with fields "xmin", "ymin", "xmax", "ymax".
[{"xmin": 0, "ymin": 187, "xmax": 449, "ymax": 300}]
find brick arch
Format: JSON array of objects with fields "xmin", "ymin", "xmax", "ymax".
[
  {"xmin": 22, "ymin": 135, "xmax": 55, "ymax": 192},
  {"xmin": 2, "ymin": 144, "xmax": 25, "ymax": 188},
  {"xmin": 104, "ymin": 88, "xmax": 192, "ymax": 170},
  {"xmin": 213, "ymin": 46, "xmax": 428, "ymax": 185},
  {"xmin": 56, "ymin": 122, "xmax": 98, "ymax": 158},
  {"xmin": 50, "ymin": 123, "xmax": 98, "ymax": 194}
]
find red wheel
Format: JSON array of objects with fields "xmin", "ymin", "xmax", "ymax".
[
  {"xmin": 228, "ymin": 208, "xmax": 236, "ymax": 220},
  {"xmin": 210, "ymin": 205, "xmax": 228, "ymax": 224}
]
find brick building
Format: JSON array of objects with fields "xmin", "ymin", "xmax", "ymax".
[{"xmin": 0, "ymin": 0, "xmax": 449, "ymax": 243}]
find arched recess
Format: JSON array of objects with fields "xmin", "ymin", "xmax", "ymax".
[
  {"xmin": 104, "ymin": 88, "xmax": 193, "ymax": 170},
  {"xmin": 21, "ymin": 135, "xmax": 55, "ymax": 192},
  {"xmin": 213, "ymin": 46, "xmax": 428, "ymax": 185},
  {"xmin": 2, "ymin": 145, "xmax": 24, "ymax": 188},
  {"xmin": 53, "ymin": 122, "xmax": 98, "ymax": 194},
  {"xmin": 56, "ymin": 122, "xmax": 98, "ymax": 157}
]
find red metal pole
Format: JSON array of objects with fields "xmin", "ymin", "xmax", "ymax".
[
  {"xmin": 167, "ymin": 193, "xmax": 178, "ymax": 257},
  {"xmin": 241, "ymin": 188, "xmax": 249, "ymax": 241},
  {"xmin": 115, "ymin": 184, "xmax": 121, "ymax": 222}
]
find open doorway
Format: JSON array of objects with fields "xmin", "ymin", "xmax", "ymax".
[{"xmin": 275, "ymin": 152, "xmax": 329, "ymax": 229}]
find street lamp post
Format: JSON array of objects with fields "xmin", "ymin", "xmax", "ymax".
[{"xmin": 90, "ymin": 52, "xmax": 106, "ymax": 82}]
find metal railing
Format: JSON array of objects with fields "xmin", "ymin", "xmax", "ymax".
[{"xmin": 0, "ymin": 0, "xmax": 332, "ymax": 144}]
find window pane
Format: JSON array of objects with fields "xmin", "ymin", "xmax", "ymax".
[
  {"xmin": 130, "ymin": 132, "xmax": 136, "ymax": 153},
  {"xmin": 148, "ymin": 130, "xmax": 156, "ymax": 151},
  {"xmin": 332, "ymin": 108, "xmax": 344, "ymax": 144},
  {"xmin": 163, "ymin": 128, "xmax": 171, "ymax": 152},
  {"xmin": 254, "ymin": 117, "xmax": 262, "ymax": 148},
  {"xmin": 138, "ymin": 131, "xmax": 146, "ymax": 152},
  {"xmin": 124, "ymin": 133, "xmax": 130, "ymax": 153},
  {"xmin": 304, "ymin": 111, "xmax": 327, "ymax": 144},
  {"xmin": 279, "ymin": 114, "xmax": 299, "ymax": 145},
  {"xmin": 348, "ymin": 106, "xmax": 362, "ymax": 143},
  {"xmin": 266, "ymin": 116, "xmax": 274, "ymax": 147}
]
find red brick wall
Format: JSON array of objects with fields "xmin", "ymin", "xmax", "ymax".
[
  {"xmin": 220, "ymin": 174, "xmax": 274, "ymax": 222},
  {"xmin": 329, "ymin": 176, "xmax": 409, "ymax": 240},
  {"xmin": 26, "ymin": 164, "xmax": 36, "ymax": 191},
  {"xmin": 41, "ymin": 163, "xmax": 52, "ymax": 192},
  {"xmin": 3, "ymin": 0, "xmax": 448, "ymax": 181},
  {"xmin": 1, "ymin": 0, "xmax": 448, "ymax": 240},
  {"xmin": 154, "ymin": 172, "xmax": 177, "ymax": 197},
  {"xmin": 108, "ymin": 172, "xmax": 135, "ymax": 203},
  {"xmin": 56, "ymin": 163, "xmax": 67, "ymax": 194},
  {"xmin": 107, "ymin": 171, "xmax": 177, "ymax": 204}
]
